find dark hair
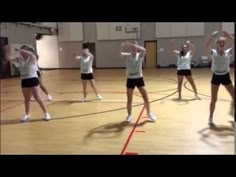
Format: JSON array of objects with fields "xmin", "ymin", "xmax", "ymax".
[
  {"xmin": 179, "ymin": 50, "xmax": 184, "ymax": 57},
  {"xmin": 20, "ymin": 46, "xmax": 39, "ymax": 59},
  {"xmin": 27, "ymin": 47, "xmax": 35, "ymax": 53},
  {"xmin": 35, "ymin": 34, "xmax": 43, "ymax": 40},
  {"xmin": 28, "ymin": 47, "xmax": 39, "ymax": 59},
  {"xmin": 179, "ymin": 44, "xmax": 188, "ymax": 57},
  {"xmin": 83, "ymin": 43, "xmax": 89, "ymax": 49},
  {"xmin": 20, "ymin": 45, "xmax": 29, "ymax": 50}
]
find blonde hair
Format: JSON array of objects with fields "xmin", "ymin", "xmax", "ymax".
[{"xmin": 216, "ymin": 37, "xmax": 226, "ymax": 45}]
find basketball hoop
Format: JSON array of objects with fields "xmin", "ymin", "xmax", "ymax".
[{"xmin": 125, "ymin": 26, "xmax": 138, "ymax": 33}]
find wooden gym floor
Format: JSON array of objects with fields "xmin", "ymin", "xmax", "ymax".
[{"xmin": 0, "ymin": 68, "xmax": 235, "ymax": 154}]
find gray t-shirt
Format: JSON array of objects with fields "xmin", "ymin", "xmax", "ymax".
[
  {"xmin": 121, "ymin": 52, "xmax": 144, "ymax": 79},
  {"xmin": 211, "ymin": 48, "xmax": 232, "ymax": 75}
]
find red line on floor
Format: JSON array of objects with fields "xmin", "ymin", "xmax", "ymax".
[
  {"xmin": 135, "ymin": 130, "xmax": 146, "ymax": 133},
  {"xmin": 120, "ymin": 105, "xmax": 145, "ymax": 155},
  {"xmin": 125, "ymin": 152, "xmax": 138, "ymax": 155}
]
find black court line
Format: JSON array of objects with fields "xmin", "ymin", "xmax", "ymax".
[
  {"xmin": 1, "ymin": 89, "xmax": 176, "ymax": 95},
  {"xmin": 1, "ymin": 76, "xmax": 178, "ymax": 94},
  {"xmin": 0, "ymin": 76, "xmax": 178, "ymax": 125},
  {"xmin": 183, "ymin": 78, "xmax": 231, "ymax": 102},
  {"xmin": 0, "ymin": 90, "xmax": 178, "ymax": 125},
  {"xmin": 72, "ymin": 76, "xmax": 178, "ymax": 83},
  {"xmin": 0, "ymin": 102, "xmax": 24, "ymax": 112}
]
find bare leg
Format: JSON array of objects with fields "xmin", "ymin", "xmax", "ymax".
[
  {"xmin": 31, "ymin": 86, "xmax": 47, "ymax": 113},
  {"xmin": 137, "ymin": 86, "xmax": 150, "ymax": 114},
  {"xmin": 31, "ymin": 86, "xmax": 50, "ymax": 120},
  {"xmin": 186, "ymin": 75, "xmax": 198, "ymax": 97},
  {"xmin": 126, "ymin": 88, "xmax": 134, "ymax": 116},
  {"xmin": 209, "ymin": 84, "xmax": 220, "ymax": 125},
  {"xmin": 22, "ymin": 87, "xmax": 31, "ymax": 115},
  {"xmin": 224, "ymin": 83, "xmax": 235, "ymax": 116},
  {"xmin": 89, "ymin": 79, "xmax": 102, "ymax": 99},
  {"xmin": 138, "ymin": 86, "xmax": 156, "ymax": 121},
  {"xmin": 177, "ymin": 75, "xmax": 184, "ymax": 99},
  {"xmin": 39, "ymin": 76, "xmax": 49, "ymax": 95},
  {"xmin": 82, "ymin": 80, "xmax": 87, "ymax": 101}
]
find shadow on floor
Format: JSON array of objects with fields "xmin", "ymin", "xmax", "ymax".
[
  {"xmin": 198, "ymin": 121, "xmax": 234, "ymax": 147},
  {"xmin": 83, "ymin": 120, "xmax": 151, "ymax": 143}
]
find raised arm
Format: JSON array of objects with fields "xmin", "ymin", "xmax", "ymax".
[
  {"xmin": 222, "ymin": 30, "xmax": 234, "ymax": 49},
  {"xmin": 4, "ymin": 45, "xmax": 19, "ymax": 62},
  {"xmin": 15, "ymin": 48, "xmax": 37, "ymax": 62},
  {"xmin": 120, "ymin": 42, "xmax": 131, "ymax": 57},
  {"xmin": 133, "ymin": 44, "xmax": 146, "ymax": 57},
  {"xmin": 84, "ymin": 50, "xmax": 93, "ymax": 58},
  {"xmin": 186, "ymin": 41, "xmax": 196, "ymax": 56},
  {"xmin": 120, "ymin": 41, "xmax": 146, "ymax": 57},
  {"xmin": 73, "ymin": 53, "xmax": 82, "ymax": 60},
  {"xmin": 170, "ymin": 39, "xmax": 179, "ymax": 56},
  {"xmin": 206, "ymin": 31, "xmax": 219, "ymax": 57}
]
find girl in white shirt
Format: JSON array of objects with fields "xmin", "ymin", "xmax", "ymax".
[
  {"xmin": 206, "ymin": 30, "xmax": 234, "ymax": 125},
  {"xmin": 120, "ymin": 41, "xmax": 156, "ymax": 123},
  {"xmin": 74, "ymin": 48, "xmax": 102, "ymax": 101},
  {"xmin": 27, "ymin": 47, "xmax": 52, "ymax": 101},
  {"xmin": 5, "ymin": 45, "xmax": 50, "ymax": 122},
  {"xmin": 171, "ymin": 40, "xmax": 198, "ymax": 100}
]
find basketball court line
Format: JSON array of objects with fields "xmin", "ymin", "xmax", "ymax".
[
  {"xmin": 120, "ymin": 106, "xmax": 145, "ymax": 155},
  {"xmin": 0, "ymin": 91, "xmax": 178, "ymax": 125}
]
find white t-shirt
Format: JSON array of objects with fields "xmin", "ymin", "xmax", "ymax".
[
  {"xmin": 211, "ymin": 48, "xmax": 232, "ymax": 75},
  {"xmin": 36, "ymin": 64, "xmax": 40, "ymax": 72},
  {"xmin": 18, "ymin": 56, "xmax": 38, "ymax": 79},
  {"xmin": 177, "ymin": 51, "xmax": 192, "ymax": 70},
  {"xmin": 121, "ymin": 52, "xmax": 144, "ymax": 79},
  {"xmin": 76, "ymin": 55, "xmax": 93, "ymax": 74}
]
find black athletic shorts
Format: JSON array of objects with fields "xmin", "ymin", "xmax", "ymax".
[
  {"xmin": 21, "ymin": 77, "xmax": 39, "ymax": 88},
  {"xmin": 81, "ymin": 73, "xmax": 94, "ymax": 80},
  {"xmin": 211, "ymin": 73, "xmax": 232, "ymax": 86},
  {"xmin": 177, "ymin": 69, "xmax": 192, "ymax": 76},
  {"xmin": 126, "ymin": 77, "xmax": 145, "ymax": 89}
]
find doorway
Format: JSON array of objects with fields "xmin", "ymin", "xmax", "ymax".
[
  {"xmin": 0, "ymin": 37, "xmax": 10, "ymax": 79},
  {"xmin": 144, "ymin": 40, "xmax": 157, "ymax": 68}
]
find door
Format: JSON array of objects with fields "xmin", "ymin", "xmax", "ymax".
[
  {"xmin": 144, "ymin": 40, "xmax": 157, "ymax": 68},
  {"xmin": 0, "ymin": 37, "xmax": 10, "ymax": 79},
  {"xmin": 36, "ymin": 35, "xmax": 60, "ymax": 69}
]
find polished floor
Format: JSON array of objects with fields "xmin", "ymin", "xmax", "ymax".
[{"xmin": 0, "ymin": 68, "xmax": 234, "ymax": 154}]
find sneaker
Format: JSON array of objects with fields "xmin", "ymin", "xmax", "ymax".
[
  {"xmin": 208, "ymin": 117, "xmax": 214, "ymax": 126},
  {"xmin": 126, "ymin": 115, "xmax": 132, "ymax": 123},
  {"xmin": 80, "ymin": 97, "xmax": 87, "ymax": 102},
  {"xmin": 44, "ymin": 113, "xmax": 51, "ymax": 121},
  {"xmin": 48, "ymin": 95, "xmax": 52, "ymax": 101},
  {"xmin": 21, "ymin": 114, "xmax": 30, "ymax": 122},
  {"xmin": 148, "ymin": 112, "xmax": 156, "ymax": 122},
  {"xmin": 97, "ymin": 94, "xmax": 103, "ymax": 100},
  {"xmin": 195, "ymin": 94, "xmax": 201, "ymax": 100}
]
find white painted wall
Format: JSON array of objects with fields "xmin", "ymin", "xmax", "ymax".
[
  {"xmin": 36, "ymin": 35, "xmax": 59, "ymax": 68},
  {"xmin": 155, "ymin": 22, "xmax": 205, "ymax": 38},
  {"xmin": 96, "ymin": 22, "xmax": 140, "ymax": 40},
  {"xmin": 58, "ymin": 22, "xmax": 83, "ymax": 41},
  {"xmin": 41, "ymin": 23, "xmax": 58, "ymax": 28},
  {"xmin": 222, "ymin": 22, "xmax": 234, "ymax": 35}
]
